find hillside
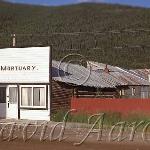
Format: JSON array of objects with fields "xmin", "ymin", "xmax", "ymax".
[{"xmin": 0, "ymin": 1, "xmax": 150, "ymax": 68}]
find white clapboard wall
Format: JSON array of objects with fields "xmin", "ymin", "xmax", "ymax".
[{"xmin": 0, "ymin": 47, "xmax": 50, "ymax": 83}]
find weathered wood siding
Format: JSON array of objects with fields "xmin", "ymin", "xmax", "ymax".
[{"xmin": 51, "ymin": 81, "xmax": 72, "ymax": 113}]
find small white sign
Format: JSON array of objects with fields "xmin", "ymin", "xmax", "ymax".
[{"xmin": 0, "ymin": 47, "xmax": 50, "ymax": 83}]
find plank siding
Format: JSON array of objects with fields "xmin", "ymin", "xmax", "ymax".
[{"xmin": 51, "ymin": 81, "xmax": 72, "ymax": 113}]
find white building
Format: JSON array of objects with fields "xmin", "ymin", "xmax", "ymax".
[{"xmin": 0, "ymin": 47, "xmax": 52, "ymax": 120}]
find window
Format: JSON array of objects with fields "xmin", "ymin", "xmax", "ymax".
[
  {"xmin": 9, "ymin": 87, "xmax": 18, "ymax": 104},
  {"xmin": 119, "ymin": 89, "xmax": 125, "ymax": 96},
  {"xmin": 131, "ymin": 88, "xmax": 136, "ymax": 96},
  {"xmin": 21, "ymin": 88, "xmax": 32, "ymax": 106},
  {"xmin": 21, "ymin": 87, "xmax": 46, "ymax": 108},
  {"xmin": 122, "ymin": 89, "xmax": 125, "ymax": 96},
  {"xmin": 33, "ymin": 88, "xmax": 45, "ymax": 106}
]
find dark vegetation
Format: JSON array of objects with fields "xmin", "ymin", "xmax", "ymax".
[{"xmin": 0, "ymin": 1, "xmax": 150, "ymax": 68}]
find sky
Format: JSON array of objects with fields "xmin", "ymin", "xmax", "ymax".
[{"xmin": 4, "ymin": 0, "xmax": 150, "ymax": 8}]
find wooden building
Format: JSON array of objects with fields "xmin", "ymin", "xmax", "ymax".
[
  {"xmin": 52, "ymin": 60, "xmax": 150, "ymax": 100},
  {"xmin": 0, "ymin": 47, "xmax": 51, "ymax": 120}
]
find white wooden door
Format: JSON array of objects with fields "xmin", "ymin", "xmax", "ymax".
[{"xmin": 7, "ymin": 87, "xmax": 18, "ymax": 119}]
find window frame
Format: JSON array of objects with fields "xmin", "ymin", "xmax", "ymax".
[
  {"xmin": 131, "ymin": 87, "xmax": 136, "ymax": 96},
  {"xmin": 119, "ymin": 89, "xmax": 125, "ymax": 96},
  {"xmin": 20, "ymin": 85, "xmax": 47, "ymax": 109}
]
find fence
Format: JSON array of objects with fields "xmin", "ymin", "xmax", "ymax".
[{"xmin": 71, "ymin": 97, "xmax": 150, "ymax": 115}]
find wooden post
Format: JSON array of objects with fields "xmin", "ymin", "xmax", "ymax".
[{"xmin": 12, "ymin": 34, "xmax": 16, "ymax": 47}]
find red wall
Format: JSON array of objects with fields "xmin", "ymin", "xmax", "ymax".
[{"xmin": 71, "ymin": 98, "xmax": 150, "ymax": 115}]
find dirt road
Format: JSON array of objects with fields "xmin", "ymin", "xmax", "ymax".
[
  {"xmin": 0, "ymin": 119, "xmax": 150, "ymax": 150},
  {"xmin": 0, "ymin": 140, "xmax": 149, "ymax": 150}
]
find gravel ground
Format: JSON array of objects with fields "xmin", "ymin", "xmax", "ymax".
[{"xmin": 0, "ymin": 119, "xmax": 150, "ymax": 150}]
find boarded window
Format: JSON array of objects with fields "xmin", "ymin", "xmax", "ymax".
[{"xmin": 9, "ymin": 87, "xmax": 18, "ymax": 104}]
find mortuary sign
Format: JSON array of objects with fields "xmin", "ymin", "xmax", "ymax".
[
  {"xmin": 0, "ymin": 65, "xmax": 37, "ymax": 71},
  {"xmin": 0, "ymin": 66, "xmax": 36, "ymax": 71},
  {"xmin": 0, "ymin": 47, "xmax": 50, "ymax": 83}
]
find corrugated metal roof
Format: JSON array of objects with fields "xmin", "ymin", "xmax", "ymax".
[
  {"xmin": 88, "ymin": 61, "xmax": 120, "ymax": 72},
  {"xmin": 52, "ymin": 60, "xmax": 118, "ymax": 88},
  {"xmin": 110, "ymin": 68, "xmax": 150, "ymax": 86},
  {"xmin": 52, "ymin": 60, "xmax": 150, "ymax": 88},
  {"xmin": 129, "ymin": 69, "xmax": 150, "ymax": 81},
  {"xmin": 89, "ymin": 61, "xmax": 150, "ymax": 86}
]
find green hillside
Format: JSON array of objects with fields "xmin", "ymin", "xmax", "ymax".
[{"xmin": 0, "ymin": 1, "xmax": 150, "ymax": 68}]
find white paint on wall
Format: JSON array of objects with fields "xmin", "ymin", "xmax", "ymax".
[
  {"xmin": 0, "ymin": 47, "xmax": 50, "ymax": 83},
  {"xmin": 20, "ymin": 109, "xmax": 50, "ymax": 120}
]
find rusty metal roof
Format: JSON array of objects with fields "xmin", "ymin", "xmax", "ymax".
[
  {"xmin": 129, "ymin": 69, "xmax": 150, "ymax": 81},
  {"xmin": 89, "ymin": 61, "xmax": 150, "ymax": 86},
  {"xmin": 52, "ymin": 60, "xmax": 150, "ymax": 88},
  {"xmin": 109, "ymin": 68, "xmax": 150, "ymax": 86}
]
